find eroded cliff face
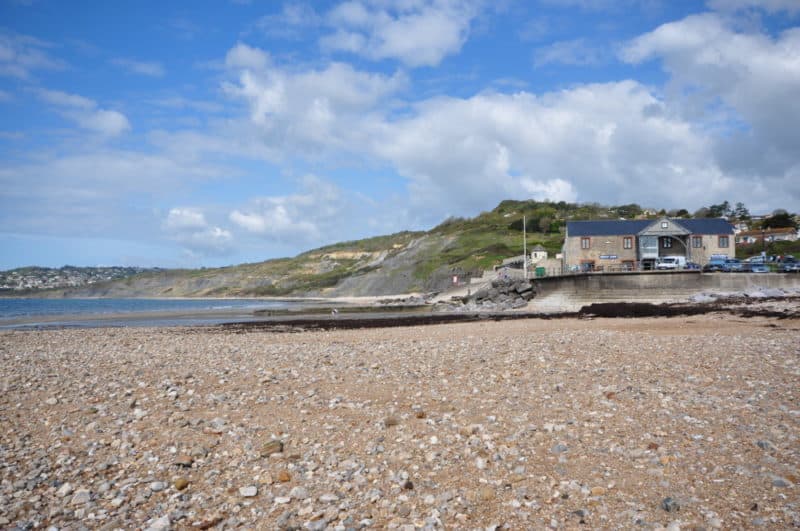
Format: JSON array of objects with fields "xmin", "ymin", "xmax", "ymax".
[{"xmin": 40, "ymin": 233, "xmax": 470, "ymax": 298}]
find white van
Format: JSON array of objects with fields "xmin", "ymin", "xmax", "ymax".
[{"xmin": 656, "ymin": 256, "xmax": 687, "ymax": 270}]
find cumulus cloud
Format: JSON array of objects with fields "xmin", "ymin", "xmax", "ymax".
[
  {"xmin": 0, "ymin": 31, "xmax": 66, "ymax": 79},
  {"xmin": 163, "ymin": 207, "xmax": 232, "ymax": 255},
  {"xmin": 37, "ymin": 88, "xmax": 131, "ymax": 136},
  {"xmin": 111, "ymin": 58, "xmax": 165, "ymax": 77},
  {"xmin": 221, "ymin": 41, "xmax": 744, "ymax": 222},
  {"xmin": 229, "ymin": 175, "xmax": 344, "ymax": 242},
  {"xmin": 223, "ymin": 46, "xmax": 406, "ymax": 156},
  {"xmin": 320, "ymin": 0, "xmax": 482, "ymax": 67},
  {"xmin": 372, "ymin": 82, "xmax": 728, "ymax": 218},
  {"xmin": 621, "ymin": 12, "xmax": 800, "ymax": 199}
]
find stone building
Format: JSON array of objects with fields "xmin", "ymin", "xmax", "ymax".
[{"xmin": 563, "ymin": 218, "xmax": 734, "ymax": 272}]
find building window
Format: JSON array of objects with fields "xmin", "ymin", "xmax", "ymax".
[
  {"xmin": 581, "ymin": 237, "xmax": 590, "ymax": 249},
  {"xmin": 719, "ymin": 236, "xmax": 729, "ymax": 248},
  {"xmin": 662, "ymin": 237, "xmax": 672, "ymax": 248},
  {"xmin": 623, "ymin": 237, "xmax": 633, "ymax": 249},
  {"xmin": 692, "ymin": 236, "xmax": 702, "ymax": 248},
  {"xmin": 661, "ymin": 221, "xmax": 669, "ymax": 229}
]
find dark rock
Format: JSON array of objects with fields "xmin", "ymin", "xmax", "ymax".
[{"xmin": 661, "ymin": 497, "xmax": 680, "ymax": 512}]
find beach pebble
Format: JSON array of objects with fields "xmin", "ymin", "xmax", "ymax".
[{"xmin": 240, "ymin": 486, "xmax": 258, "ymax": 497}]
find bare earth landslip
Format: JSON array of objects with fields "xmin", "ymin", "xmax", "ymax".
[{"xmin": 1, "ymin": 315, "xmax": 798, "ymax": 530}]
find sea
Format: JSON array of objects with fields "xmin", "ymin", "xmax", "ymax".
[{"xmin": 0, "ymin": 298, "xmax": 298, "ymax": 329}]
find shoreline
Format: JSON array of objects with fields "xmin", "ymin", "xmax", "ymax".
[{"xmin": 3, "ymin": 295, "xmax": 798, "ymax": 330}]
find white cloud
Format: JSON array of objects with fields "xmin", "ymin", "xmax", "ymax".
[
  {"xmin": 0, "ymin": 31, "xmax": 66, "ymax": 79},
  {"xmin": 533, "ymin": 38, "xmax": 606, "ymax": 67},
  {"xmin": 36, "ymin": 88, "xmax": 131, "ymax": 136},
  {"xmin": 163, "ymin": 207, "xmax": 232, "ymax": 255},
  {"xmin": 229, "ymin": 175, "xmax": 344, "ymax": 242},
  {"xmin": 223, "ymin": 47, "xmax": 406, "ymax": 156},
  {"xmin": 37, "ymin": 88, "xmax": 94, "ymax": 109},
  {"xmin": 0, "ymin": 89, "xmax": 14, "ymax": 102},
  {"xmin": 164, "ymin": 208, "xmax": 208, "ymax": 230},
  {"xmin": 371, "ymin": 82, "xmax": 727, "ymax": 218},
  {"xmin": 111, "ymin": 58, "xmax": 165, "ymax": 77},
  {"xmin": 225, "ymin": 42, "xmax": 270, "ymax": 71},
  {"xmin": 220, "ymin": 41, "xmax": 750, "ymax": 221},
  {"xmin": 621, "ymin": 13, "xmax": 800, "ymax": 193},
  {"xmin": 76, "ymin": 109, "xmax": 130, "ymax": 136},
  {"xmin": 321, "ymin": 0, "xmax": 482, "ymax": 67}
]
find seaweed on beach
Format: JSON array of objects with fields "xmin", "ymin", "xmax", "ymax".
[{"xmin": 216, "ymin": 297, "xmax": 799, "ymax": 333}]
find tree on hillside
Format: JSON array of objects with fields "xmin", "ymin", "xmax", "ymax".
[
  {"xmin": 733, "ymin": 202, "xmax": 750, "ymax": 221},
  {"xmin": 667, "ymin": 208, "xmax": 690, "ymax": 218},
  {"xmin": 763, "ymin": 211, "xmax": 797, "ymax": 229},
  {"xmin": 707, "ymin": 201, "xmax": 731, "ymax": 218},
  {"xmin": 611, "ymin": 203, "xmax": 642, "ymax": 219},
  {"xmin": 693, "ymin": 207, "xmax": 711, "ymax": 218}
]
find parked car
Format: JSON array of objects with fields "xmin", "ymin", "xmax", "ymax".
[
  {"xmin": 725, "ymin": 258, "xmax": 746, "ymax": 272},
  {"xmin": 684, "ymin": 262, "xmax": 701, "ymax": 270},
  {"xmin": 656, "ymin": 256, "xmax": 686, "ymax": 270},
  {"xmin": 782, "ymin": 262, "xmax": 800, "ymax": 273},
  {"xmin": 750, "ymin": 263, "xmax": 769, "ymax": 273},
  {"xmin": 703, "ymin": 257, "xmax": 729, "ymax": 272}
]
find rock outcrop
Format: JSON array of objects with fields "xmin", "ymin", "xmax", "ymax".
[{"xmin": 434, "ymin": 277, "xmax": 536, "ymax": 312}]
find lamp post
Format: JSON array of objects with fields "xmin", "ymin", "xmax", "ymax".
[
  {"xmin": 761, "ymin": 228, "xmax": 766, "ymax": 257},
  {"xmin": 523, "ymin": 215, "xmax": 527, "ymax": 279}
]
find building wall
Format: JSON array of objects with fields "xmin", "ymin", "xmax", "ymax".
[
  {"xmin": 686, "ymin": 234, "xmax": 735, "ymax": 263},
  {"xmin": 564, "ymin": 235, "xmax": 638, "ymax": 270},
  {"xmin": 565, "ymin": 233, "xmax": 733, "ymax": 269}
]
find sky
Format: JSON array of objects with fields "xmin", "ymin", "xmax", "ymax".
[{"xmin": 1, "ymin": 0, "xmax": 799, "ymax": 269}]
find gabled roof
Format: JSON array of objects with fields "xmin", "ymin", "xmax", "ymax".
[
  {"xmin": 566, "ymin": 220, "xmax": 649, "ymax": 236},
  {"xmin": 567, "ymin": 218, "xmax": 733, "ymax": 237},
  {"xmin": 676, "ymin": 218, "xmax": 735, "ymax": 235}
]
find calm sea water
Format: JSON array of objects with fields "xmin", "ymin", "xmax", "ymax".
[{"xmin": 0, "ymin": 298, "xmax": 295, "ymax": 328}]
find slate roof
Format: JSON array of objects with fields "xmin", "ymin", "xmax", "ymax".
[{"xmin": 566, "ymin": 218, "xmax": 734, "ymax": 237}]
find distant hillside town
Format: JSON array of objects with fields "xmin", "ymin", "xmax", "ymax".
[{"xmin": 0, "ymin": 266, "xmax": 157, "ymax": 292}]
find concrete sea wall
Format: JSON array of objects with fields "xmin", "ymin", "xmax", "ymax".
[{"xmin": 530, "ymin": 271, "xmax": 800, "ymax": 311}]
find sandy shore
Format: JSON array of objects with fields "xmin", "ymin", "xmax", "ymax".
[{"xmin": 1, "ymin": 314, "xmax": 799, "ymax": 529}]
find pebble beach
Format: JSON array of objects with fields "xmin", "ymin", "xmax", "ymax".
[{"xmin": 1, "ymin": 314, "xmax": 799, "ymax": 530}]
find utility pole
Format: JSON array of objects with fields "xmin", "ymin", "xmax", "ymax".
[{"xmin": 523, "ymin": 215, "xmax": 527, "ymax": 279}]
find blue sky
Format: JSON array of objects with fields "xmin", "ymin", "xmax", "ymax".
[{"xmin": 1, "ymin": 0, "xmax": 799, "ymax": 269}]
